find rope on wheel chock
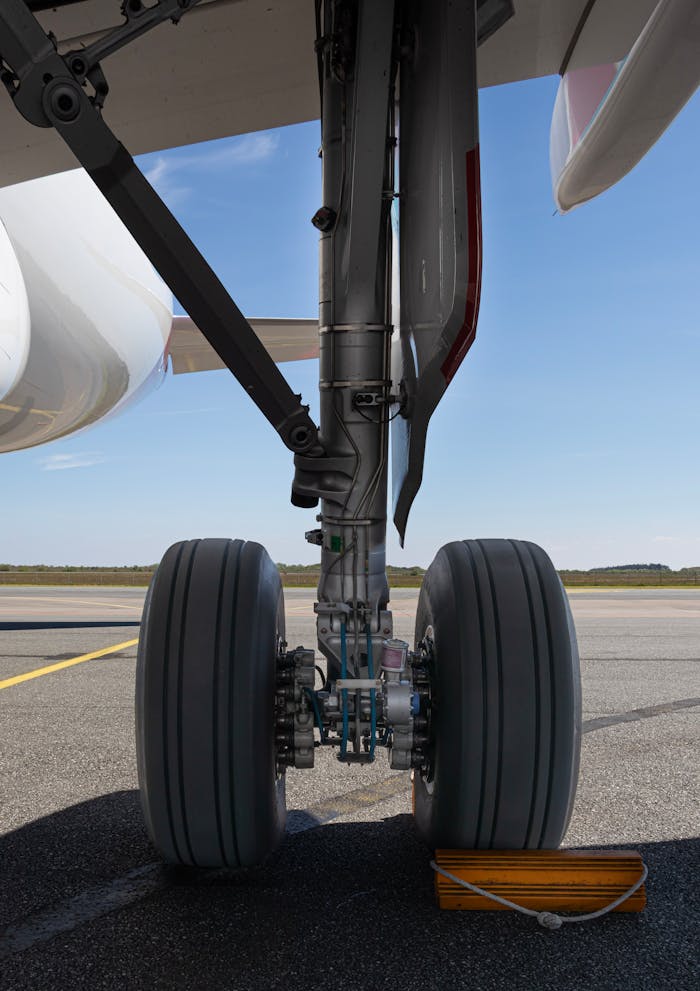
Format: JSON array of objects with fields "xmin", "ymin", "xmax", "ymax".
[{"xmin": 431, "ymin": 849, "xmax": 647, "ymax": 929}]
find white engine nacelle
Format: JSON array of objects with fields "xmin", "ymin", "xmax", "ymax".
[
  {"xmin": 0, "ymin": 169, "xmax": 172, "ymax": 453},
  {"xmin": 0, "ymin": 219, "xmax": 30, "ymax": 403}
]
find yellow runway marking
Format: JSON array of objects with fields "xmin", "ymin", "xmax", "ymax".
[
  {"xmin": 4, "ymin": 595, "xmax": 139, "ymax": 611},
  {"xmin": 0, "ymin": 639, "xmax": 139, "ymax": 691},
  {"xmin": 49, "ymin": 597, "xmax": 139, "ymax": 611}
]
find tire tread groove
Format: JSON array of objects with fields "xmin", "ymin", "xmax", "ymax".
[
  {"xmin": 511, "ymin": 539, "xmax": 541, "ymax": 849},
  {"xmin": 176, "ymin": 540, "xmax": 199, "ymax": 865},
  {"xmin": 529, "ymin": 546, "xmax": 557, "ymax": 848},
  {"xmin": 162, "ymin": 542, "xmax": 185, "ymax": 863},
  {"xmin": 227, "ymin": 543, "xmax": 243, "ymax": 868},
  {"xmin": 475, "ymin": 540, "xmax": 505, "ymax": 850},
  {"xmin": 212, "ymin": 540, "xmax": 230, "ymax": 866},
  {"xmin": 461, "ymin": 542, "xmax": 488, "ymax": 848}
]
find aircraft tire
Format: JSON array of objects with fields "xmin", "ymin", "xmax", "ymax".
[
  {"xmin": 413, "ymin": 538, "xmax": 580, "ymax": 849},
  {"xmin": 135, "ymin": 538, "xmax": 286, "ymax": 867}
]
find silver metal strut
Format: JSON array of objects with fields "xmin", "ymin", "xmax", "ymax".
[{"xmin": 307, "ymin": 0, "xmax": 397, "ymax": 712}]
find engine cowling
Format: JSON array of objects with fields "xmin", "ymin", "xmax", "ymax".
[
  {"xmin": 0, "ymin": 169, "xmax": 172, "ymax": 453},
  {"xmin": 0, "ymin": 219, "xmax": 30, "ymax": 403}
]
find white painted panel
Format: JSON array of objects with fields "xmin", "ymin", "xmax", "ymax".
[
  {"xmin": 0, "ymin": 169, "xmax": 172, "ymax": 452},
  {"xmin": 0, "ymin": 220, "xmax": 30, "ymax": 400}
]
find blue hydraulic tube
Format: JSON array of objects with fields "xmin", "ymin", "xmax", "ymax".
[
  {"xmin": 340, "ymin": 621, "xmax": 349, "ymax": 759},
  {"xmin": 366, "ymin": 624, "xmax": 377, "ymax": 759},
  {"xmin": 304, "ymin": 687, "xmax": 326, "ymax": 743}
]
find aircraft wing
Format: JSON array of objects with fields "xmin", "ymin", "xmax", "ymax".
[
  {"xmin": 0, "ymin": 0, "xmax": 661, "ymax": 187},
  {"xmin": 168, "ymin": 315, "xmax": 319, "ymax": 373}
]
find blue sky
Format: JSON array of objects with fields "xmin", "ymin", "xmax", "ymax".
[{"xmin": 3, "ymin": 76, "xmax": 699, "ymax": 569}]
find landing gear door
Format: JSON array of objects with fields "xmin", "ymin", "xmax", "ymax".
[{"xmin": 391, "ymin": 0, "xmax": 482, "ymax": 544}]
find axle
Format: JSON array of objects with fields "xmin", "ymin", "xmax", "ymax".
[{"xmin": 276, "ymin": 636, "xmax": 432, "ymax": 771}]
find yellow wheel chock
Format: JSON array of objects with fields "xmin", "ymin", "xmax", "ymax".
[{"xmin": 433, "ymin": 849, "xmax": 647, "ymax": 928}]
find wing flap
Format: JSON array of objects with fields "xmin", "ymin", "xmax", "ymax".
[{"xmin": 168, "ymin": 315, "xmax": 318, "ymax": 374}]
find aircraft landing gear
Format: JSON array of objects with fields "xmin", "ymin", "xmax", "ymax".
[
  {"xmin": 0, "ymin": 0, "xmax": 583, "ymax": 862},
  {"xmin": 135, "ymin": 538, "xmax": 287, "ymax": 867},
  {"xmin": 412, "ymin": 539, "xmax": 581, "ymax": 850}
]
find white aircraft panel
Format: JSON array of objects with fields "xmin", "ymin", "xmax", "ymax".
[{"xmin": 551, "ymin": 0, "xmax": 700, "ymax": 212}]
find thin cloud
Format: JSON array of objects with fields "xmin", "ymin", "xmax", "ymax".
[
  {"xmin": 142, "ymin": 156, "xmax": 191, "ymax": 207},
  {"xmin": 39, "ymin": 452, "xmax": 106, "ymax": 471},
  {"xmin": 142, "ymin": 133, "xmax": 280, "ymax": 206},
  {"xmin": 197, "ymin": 133, "xmax": 280, "ymax": 168},
  {"xmin": 142, "ymin": 157, "xmax": 169, "ymax": 185}
]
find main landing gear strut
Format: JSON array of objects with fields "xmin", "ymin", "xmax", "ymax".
[{"xmin": 0, "ymin": 0, "xmax": 581, "ymax": 868}]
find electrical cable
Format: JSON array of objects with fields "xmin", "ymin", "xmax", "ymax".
[{"xmin": 354, "ymin": 402, "xmax": 403, "ymax": 425}]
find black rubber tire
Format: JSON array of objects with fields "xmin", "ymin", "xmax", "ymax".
[
  {"xmin": 135, "ymin": 538, "xmax": 286, "ymax": 867},
  {"xmin": 413, "ymin": 539, "xmax": 580, "ymax": 850}
]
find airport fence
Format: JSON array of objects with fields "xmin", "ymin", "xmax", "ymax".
[
  {"xmin": 0, "ymin": 570, "xmax": 422, "ymax": 588},
  {"xmin": 558, "ymin": 571, "xmax": 700, "ymax": 586},
  {"xmin": 0, "ymin": 571, "xmax": 155, "ymax": 586},
  {"xmin": 0, "ymin": 570, "xmax": 698, "ymax": 587}
]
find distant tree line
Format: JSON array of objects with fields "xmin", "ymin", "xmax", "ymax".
[
  {"xmin": 0, "ymin": 564, "xmax": 157, "ymax": 572},
  {"xmin": 276, "ymin": 563, "xmax": 426, "ymax": 576},
  {"xmin": 594, "ymin": 563, "xmax": 670, "ymax": 572},
  {"xmin": 1, "ymin": 563, "xmax": 699, "ymax": 585}
]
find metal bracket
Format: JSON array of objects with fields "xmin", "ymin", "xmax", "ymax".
[{"xmin": 0, "ymin": 0, "xmax": 321, "ymax": 455}]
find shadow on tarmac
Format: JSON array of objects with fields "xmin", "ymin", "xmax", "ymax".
[{"xmin": 2, "ymin": 790, "xmax": 697, "ymax": 990}]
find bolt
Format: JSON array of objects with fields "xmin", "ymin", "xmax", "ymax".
[
  {"xmin": 289, "ymin": 425, "xmax": 311, "ymax": 449},
  {"xmin": 48, "ymin": 83, "xmax": 81, "ymax": 122}
]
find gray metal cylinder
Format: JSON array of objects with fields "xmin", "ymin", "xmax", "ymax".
[{"xmin": 315, "ymin": 0, "xmax": 396, "ymax": 674}]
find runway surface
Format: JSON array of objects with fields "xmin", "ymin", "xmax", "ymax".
[{"xmin": 1, "ymin": 587, "xmax": 698, "ymax": 989}]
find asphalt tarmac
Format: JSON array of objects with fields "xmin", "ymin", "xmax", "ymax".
[{"xmin": 0, "ymin": 587, "xmax": 698, "ymax": 990}]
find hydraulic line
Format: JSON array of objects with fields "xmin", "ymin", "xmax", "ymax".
[
  {"xmin": 340, "ymin": 620, "xmax": 349, "ymax": 759},
  {"xmin": 304, "ymin": 687, "xmax": 327, "ymax": 743},
  {"xmin": 366, "ymin": 624, "xmax": 377, "ymax": 758}
]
